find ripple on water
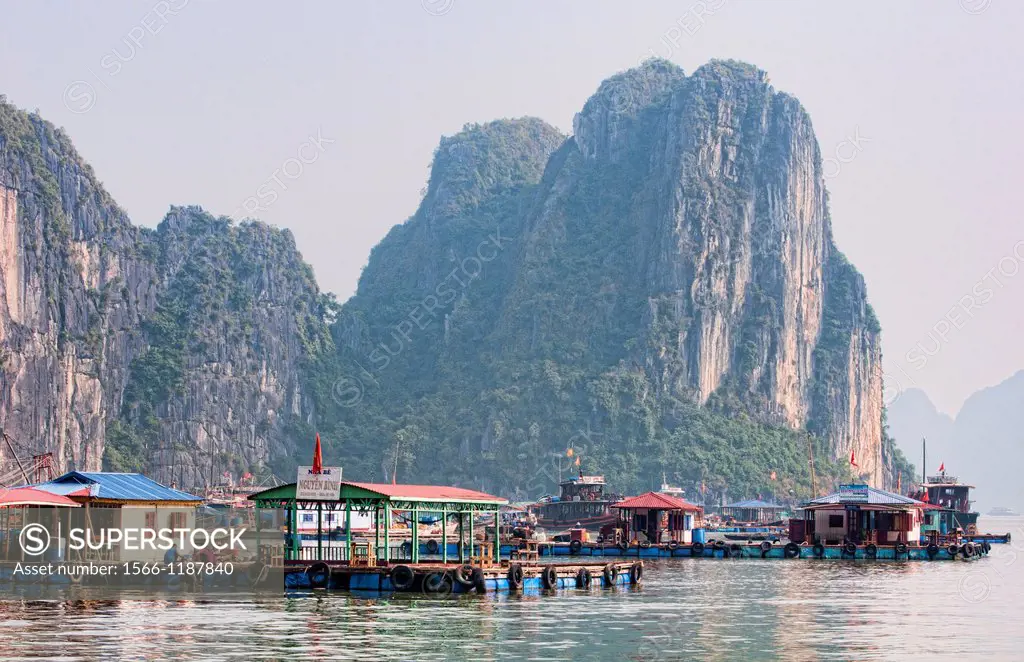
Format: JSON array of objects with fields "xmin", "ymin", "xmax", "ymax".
[{"xmin": 0, "ymin": 547, "xmax": 1022, "ymax": 660}]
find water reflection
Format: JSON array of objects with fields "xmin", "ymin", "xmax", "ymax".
[{"xmin": 0, "ymin": 545, "xmax": 1022, "ymax": 660}]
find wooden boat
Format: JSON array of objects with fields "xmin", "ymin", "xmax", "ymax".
[{"xmin": 530, "ymin": 472, "xmax": 622, "ymax": 529}]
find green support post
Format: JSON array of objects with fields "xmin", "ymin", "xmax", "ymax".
[
  {"xmin": 255, "ymin": 503, "xmax": 262, "ymax": 563},
  {"xmin": 493, "ymin": 508, "xmax": 500, "ymax": 562},
  {"xmin": 375, "ymin": 506, "xmax": 380, "ymax": 562},
  {"xmin": 290, "ymin": 499, "xmax": 300, "ymax": 561},
  {"xmin": 468, "ymin": 511, "xmax": 474, "ymax": 562},
  {"xmin": 442, "ymin": 508, "xmax": 448, "ymax": 564},
  {"xmin": 411, "ymin": 508, "xmax": 419, "ymax": 563},
  {"xmin": 458, "ymin": 512, "xmax": 465, "ymax": 564},
  {"xmin": 345, "ymin": 501, "xmax": 352, "ymax": 563},
  {"xmin": 383, "ymin": 505, "xmax": 391, "ymax": 564},
  {"xmin": 317, "ymin": 502, "xmax": 323, "ymax": 561}
]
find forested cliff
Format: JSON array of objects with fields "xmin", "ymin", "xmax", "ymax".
[{"xmin": 0, "ymin": 60, "xmax": 912, "ymax": 497}]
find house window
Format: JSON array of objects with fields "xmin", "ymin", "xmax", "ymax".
[
  {"xmin": 828, "ymin": 514, "xmax": 844, "ymax": 528},
  {"xmin": 145, "ymin": 512, "xmax": 156, "ymax": 529},
  {"xmin": 302, "ymin": 513, "xmax": 315, "ymax": 523},
  {"xmin": 168, "ymin": 512, "xmax": 187, "ymax": 529}
]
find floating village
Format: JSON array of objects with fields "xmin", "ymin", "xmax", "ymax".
[{"xmin": 0, "ymin": 436, "xmax": 1010, "ymax": 596}]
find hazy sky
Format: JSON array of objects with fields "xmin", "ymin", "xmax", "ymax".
[{"xmin": 1, "ymin": 0, "xmax": 1021, "ymax": 416}]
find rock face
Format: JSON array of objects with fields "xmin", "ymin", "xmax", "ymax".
[
  {"xmin": 0, "ymin": 59, "xmax": 891, "ymax": 495},
  {"xmin": 0, "ymin": 100, "xmax": 330, "ymax": 488},
  {"xmin": 327, "ymin": 59, "xmax": 889, "ymax": 494},
  {"xmin": 569, "ymin": 60, "xmax": 884, "ymax": 481}
]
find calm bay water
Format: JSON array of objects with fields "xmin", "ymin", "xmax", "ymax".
[{"xmin": 2, "ymin": 518, "xmax": 1023, "ymax": 661}]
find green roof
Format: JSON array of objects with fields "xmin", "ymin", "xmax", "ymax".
[{"xmin": 249, "ymin": 481, "xmax": 506, "ymax": 510}]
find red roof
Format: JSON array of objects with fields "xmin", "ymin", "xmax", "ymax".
[
  {"xmin": 344, "ymin": 482, "xmax": 506, "ymax": 503},
  {"xmin": 0, "ymin": 487, "xmax": 82, "ymax": 508},
  {"xmin": 612, "ymin": 491, "xmax": 702, "ymax": 511}
]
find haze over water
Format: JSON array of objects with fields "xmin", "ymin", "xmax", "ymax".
[{"xmin": 2, "ymin": 518, "xmax": 1021, "ymax": 661}]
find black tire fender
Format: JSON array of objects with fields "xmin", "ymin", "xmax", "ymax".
[
  {"xmin": 507, "ymin": 563, "xmax": 524, "ymax": 590},
  {"xmin": 453, "ymin": 564, "xmax": 475, "ymax": 587},
  {"xmin": 390, "ymin": 564, "xmax": 415, "ymax": 591},
  {"xmin": 306, "ymin": 562, "xmax": 330, "ymax": 589},
  {"xmin": 471, "ymin": 567, "xmax": 487, "ymax": 593},
  {"xmin": 541, "ymin": 565, "xmax": 558, "ymax": 590}
]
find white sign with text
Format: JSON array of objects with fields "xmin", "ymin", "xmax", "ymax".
[{"xmin": 296, "ymin": 466, "xmax": 343, "ymax": 500}]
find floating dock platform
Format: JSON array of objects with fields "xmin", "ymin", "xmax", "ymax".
[
  {"xmin": 283, "ymin": 560, "xmax": 640, "ymax": 593},
  {"xmin": 499, "ymin": 539, "xmax": 992, "ymax": 561}
]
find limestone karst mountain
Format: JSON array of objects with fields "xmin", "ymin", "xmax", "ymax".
[{"xmin": 0, "ymin": 60, "xmax": 910, "ymax": 495}]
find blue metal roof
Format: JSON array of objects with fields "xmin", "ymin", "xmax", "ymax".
[
  {"xmin": 725, "ymin": 499, "xmax": 785, "ymax": 509},
  {"xmin": 30, "ymin": 471, "xmax": 202, "ymax": 503},
  {"xmin": 807, "ymin": 483, "xmax": 920, "ymax": 507}
]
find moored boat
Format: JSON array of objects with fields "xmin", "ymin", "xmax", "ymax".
[{"xmin": 530, "ymin": 471, "xmax": 622, "ymax": 530}]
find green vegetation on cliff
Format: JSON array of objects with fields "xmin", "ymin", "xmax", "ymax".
[{"xmin": 302, "ymin": 63, "xmax": 898, "ymax": 501}]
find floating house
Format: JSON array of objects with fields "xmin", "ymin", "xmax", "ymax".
[
  {"xmin": 798, "ymin": 483, "xmax": 924, "ymax": 546},
  {"xmin": 29, "ymin": 471, "xmax": 203, "ymax": 562},
  {"xmin": 610, "ymin": 492, "xmax": 703, "ymax": 545},
  {"xmin": 249, "ymin": 480, "xmax": 640, "ymax": 593},
  {"xmin": 0, "ymin": 487, "xmax": 81, "ymax": 561},
  {"xmin": 250, "ymin": 480, "xmax": 509, "ymax": 565},
  {"xmin": 722, "ymin": 499, "xmax": 786, "ymax": 524}
]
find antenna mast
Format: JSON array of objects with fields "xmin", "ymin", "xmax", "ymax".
[
  {"xmin": 922, "ymin": 437, "xmax": 926, "ymax": 485},
  {"xmin": 807, "ymin": 435, "xmax": 817, "ymax": 498}
]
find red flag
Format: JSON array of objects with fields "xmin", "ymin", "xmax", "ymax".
[
  {"xmin": 850, "ymin": 449, "xmax": 859, "ymax": 468},
  {"xmin": 921, "ymin": 489, "xmax": 929, "ymax": 503},
  {"xmin": 938, "ymin": 462, "xmax": 945, "ymax": 473},
  {"xmin": 312, "ymin": 433, "xmax": 323, "ymax": 474}
]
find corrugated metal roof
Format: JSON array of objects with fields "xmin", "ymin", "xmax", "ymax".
[
  {"xmin": 725, "ymin": 499, "xmax": 785, "ymax": 509},
  {"xmin": 344, "ymin": 482, "xmax": 507, "ymax": 504},
  {"xmin": 31, "ymin": 472, "xmax": 202, "ymax": 503},
  {"xmin": 612, "ymin": 492, "xmax": 702, "ymax": 511},
  {"xmin": 0, "ymin": 487, "xmax": 82, "ymax": 508},
  {"xmin": 806, "ymin": 483, "xmax": 922, "ymax": 507}
]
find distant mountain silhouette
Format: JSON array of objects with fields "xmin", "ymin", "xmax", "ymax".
[{"xmin": 888, "ymin": 370, "xmax": 1024, "ymax": 511}]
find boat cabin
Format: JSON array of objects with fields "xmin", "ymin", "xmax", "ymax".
[
  {"xmin": 611, "ymin": 492, "xmax": 703, "ymax": 544},
  {"xmin": 559, "ymin": 473, "xmax": 607, "ymax": 501},
  {"xmin": 530, "ymin": 472, "xmax": 621, "ymax": 528},
  {"xmin": 909, "ymin": 472, "xmax": 980, "ymax": 534},
  {"xmin": 919, "ymin": 473, "xmax": 974, "ymax": 512},
  {"xmin": 798, "ymin": 484, "xmax": 924, "ymax": 546}
]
